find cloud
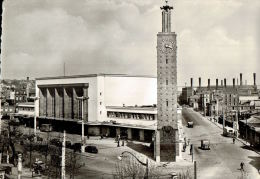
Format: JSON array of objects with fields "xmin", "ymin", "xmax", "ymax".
[{"xmin": 1, "ymin": 0, "xmax": 260, "ymax": 86}]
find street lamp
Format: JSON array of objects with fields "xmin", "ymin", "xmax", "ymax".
[
  {"xmin": 118, "ymin": 151, "xmax": 149, "ymax": 179},
  {"xmin": 31, "ymin": 96, "xmax": 40, "ymax": 137},
  {"xmin": 76, "ymin": 96, "xmax": 88, "ymax": 153}
]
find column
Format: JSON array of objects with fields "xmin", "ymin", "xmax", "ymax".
[
  {"xmin": 55, "ymin": 88, "xmax": 63, "ymax": 118},
  {"xmin": 116, "ymin": 128, "xmax": 120, "ymax": 136},
  {"xmin": 139, "ymin": 129, "xmax": 145, "ymax": 141},
  {"xmin": 39, "ymin": 88, "xmax": 46, "ymax": 116},
  {"xmin": 64, "ymin": 88, "xmax": 72, "ymax": 119},
  {"xmin": 83, "ymin": 87, "xmax": 88, "ymax": 121},
  {"xmin": 155, "ymin": 130, "xmax": 160, "ymax": 162},
  {"xmin": 127, "ymin": 128, "xmax": 132, "ymax": 140},
  {"xmin": 46, "ymin": 88, "xmax": 53, "ymax": 117},
  {"xmin": 72, "ymin": 88, "xmax": 78, "ymax": 119}
]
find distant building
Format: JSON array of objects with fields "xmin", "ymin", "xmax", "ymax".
[{"xmin": 239, "ymin": 115, "xmax": 260, "ymax": 147}]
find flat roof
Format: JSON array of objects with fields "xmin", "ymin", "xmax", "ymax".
[{"xmin": 36, "ymin": 74, "xmax": 156, "ymax": 80}]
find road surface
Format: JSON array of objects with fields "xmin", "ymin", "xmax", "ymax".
[{"xmin": 182, "ymin": 107, "xmax": 260, "ymax": 179}]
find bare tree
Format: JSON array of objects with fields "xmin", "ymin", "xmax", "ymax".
[
  {"xmin": 114, "ymin": 155, "xmax": 161, "ymax": 179},
  {"xmin": 66, "ymin": 151, "xmax": 84, "ymax": 179}
]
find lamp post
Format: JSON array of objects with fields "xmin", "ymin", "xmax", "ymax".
[
  {"xmin": 118, "ymin": 151, "xmax": 149, "ymax": 179},
  {"xmin": 76, "ymin": 96, "xmax": 88, "ymax": 153},
  {"xmin": 31, "ymin": 96, "xmax": 40, "ymax": 137}
]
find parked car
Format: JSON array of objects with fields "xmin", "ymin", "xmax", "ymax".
[
  {"xmin": 72, "ymin": 143, "xmax": 82, "ymax": 152},
  {"xmin": 37, "ymin": 136, "xmax": 43, "ymax": 142},
  {"xmin": 65, "ymin": 141, "xmax": 72, "ymax": 148},
  {"xmin": 33, "ymin": 160, "xmax": 46, "ymax": 174},
  {"xmin": 200, "ymin": 139, "xmax": 210, "ymax": 150},
  {"xmin": 40, "ymin": 124, "xmax": 53, "ymax": 132},
  {"xmin": 85, "ymin": 145, "xmax": 98, "ymax": 154},
  {"xmin": 50, "ymin": 138, "xmax": 62, "ymax": 147},
  {"xmin": 223, "ymin": 126, "xmax": 235, "ymax": 137},
  {"xmin": 187, "ymin": 121, "xmax": 194, "ymax": 128}
]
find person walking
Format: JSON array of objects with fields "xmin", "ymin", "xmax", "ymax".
[
  {"xmin": 240, "ymin": 162, "xmax": 244, "ymax": 171},
  {"xmin": 233, "ymin": 137, "xmax": 235, "ymax": 144}
]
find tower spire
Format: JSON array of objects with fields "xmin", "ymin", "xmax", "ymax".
[{"xmin": 161, "ymin": 0, "xmax": 173, "ymax": 32}]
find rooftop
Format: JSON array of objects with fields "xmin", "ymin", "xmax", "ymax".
[{"xmin": 36, "ymin": 74, "xmax": 156, "ymax": 80}]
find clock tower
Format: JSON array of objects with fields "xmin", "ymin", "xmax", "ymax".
[{"xmin": 155, "ymin": 0, "xmax": 178, "ymax": 162}]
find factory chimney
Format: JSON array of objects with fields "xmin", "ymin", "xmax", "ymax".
[
  {"xmin": 208, "ymin": 79, "xmax": 210, "ymax": 88},
  {"xmin": 233, "ymin": 78, "xmax": 235, "ymax": 88},
  {"xmin": 191, "ymin": 78, "xmax": 193, "ymax": 88},
  {"xmin": 26, "ymin": 77, "xmax": 30, "ymax": 101},
  {"xmin": 216, "ymin": 79, "xmax": 218, "ymax": 90},
  {"xmin": 224, "ymin": 78, "xmax": 227, "ymax": 88},
  {"xmin": 240, "ymin": 73, "xmax": 243, "ymax": 86},
  {"xmin": 199, "ymin": 77, "xmax": 201, "ymax": 88},
  {"xmin": 253, "ymin": 73, "xmax": 256, "ymax": 86}
]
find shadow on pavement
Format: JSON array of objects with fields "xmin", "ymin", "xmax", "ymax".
[
  {"xmin": 248, "ymin": 156, "xmax": 260, "ymax": 173},
  {"xmin": 126, "ymin": 141, "xmax": 154, "ymax": 160}
]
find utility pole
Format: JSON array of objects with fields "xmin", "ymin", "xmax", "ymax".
[
  {"xmin": 76, "ymin": 96, "xmax": 88, "ymax": 153},
  {"xmin": 194, "ymin": 161, "xmax": 197, "ymax": 179},
  {"xmin": 222, "ymin": 105, "xmax": 225, "ymax": 135},
  {"xmin": 61, "ymin": 130, "xmax": 66, "ymax": 179},
  {"xmin": 31, "ymin": 96, "xmax": 40, "ymax": 137},
  {"xmin": 17, "ymin": 153, "xmax": 22, "ymax": 179}
]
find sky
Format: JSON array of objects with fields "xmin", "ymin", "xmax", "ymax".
[{"xmin": 1, "ymin": 0, "xmax": 260, "ymax": 87}]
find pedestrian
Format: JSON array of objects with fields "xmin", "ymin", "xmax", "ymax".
[
  {"xmin": 190, "ymin": 144, "xmax": 193, "ymax": 155},
  {"xmin": 233, "ymin": 137, "xmax": 235, "ymax": 144},
  {"xmin": 117, "ymin": 140, "xmax": 120, "ymax": 147},
  {"xmin": 240, "ymin": 162, "xmax": 244, "ymax": 171}
]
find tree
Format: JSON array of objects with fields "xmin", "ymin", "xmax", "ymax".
[
  {"xmin": 114, "ymin": 155, "xmax": 161, "ymax": 179},
  {"xmin": 66, "ymin": 151, "xmax": 84, "ymax": 179},
  {"xmin": 0, "ymin": 119, "xmax": 23, "ymax": 166}
]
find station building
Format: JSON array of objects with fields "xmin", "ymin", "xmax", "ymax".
[{"xmin": 35, "ymin": 74, "xmax": 157, "ymax": 142}]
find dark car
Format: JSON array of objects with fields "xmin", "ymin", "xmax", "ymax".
[
  {"xmin": 85, "ymin": 145, "xmax": 98, "ymax": 154},
  {"xmin": 65, "ymin": 141, "xmax": 72, "ymax": 149},
  {"xmin": 50, "ymin": 138, "xmax": 62, "ymax": 147},
  {"xmin": 72, "ymin": 143, "xmax": 82, "ymax": 152}
]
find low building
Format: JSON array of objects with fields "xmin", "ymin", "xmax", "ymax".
[{"xmin": 239, "ymin": 116, "xmax": 260, "ymax": 147}]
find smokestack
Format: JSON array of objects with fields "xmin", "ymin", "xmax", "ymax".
[
  {"xmin": 26, "ymin": 77, "xmax": 30, "ymax": 101},
  {"xmin": 224, "ymin": 78, "xmax": 227, "ymax": 88},
  {"xmin": 221, "ymin": 80, "xmax": 223, "ymax": 87},
  {"xmin": 208, "ymin": 79, "xmax": 210, "ymax": 88},
  {"xmin": 233, "ymin": 78, "xmax": 235, "ymax": 88},
  {"xmin": 191, "ymin": 78, "xmax": 193, "ymax": 88},
  {"xmin": 216, "ymin": 79, "xmax": 218, "ymax": 89},
  {"xmin": 240, "ymin": 73, "xmax": 243, "ymax": 86},
  {"xmin": 199, "ymin": 77, "xmax": 201, "ymax": 88},
  {"xmin": 253, "ymin": 73, "xmax": 256, "ymax": 86}
]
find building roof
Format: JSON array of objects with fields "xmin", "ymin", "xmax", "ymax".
[
  {"xmin": 36, "ymin": 74, "xmax": 156, "ymax": 80},
  {"xmin": 106, "ymin": 105, "xmax": 157, "ymax": 114},
  {"xmin": 240, "ymin": 116, "xmax": 260, "ymax": 126}
]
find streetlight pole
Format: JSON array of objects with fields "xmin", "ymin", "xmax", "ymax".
[
  {"xmin": 118, "ymin": 151, "xmax": 149, "ymax": 179},
  {"xmin": 76, "ymin": 96, "xmax": 88, "ymax": 153},
  {"xmin": 31, "ymin": 96, "xmax": 40, "ymax": 137}
]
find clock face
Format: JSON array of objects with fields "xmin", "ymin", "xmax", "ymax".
[{"xmin": 160, "ymin": 39, "xmax": 175, "ymax": 54}]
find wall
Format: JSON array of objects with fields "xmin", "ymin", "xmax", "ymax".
[
  {"xmin": 104, "ymin": 76, "xmax": 157, "ymax": 106},
  {"xmin": 35, "ymin": 76, "xmax": 98, "ymax": 122}
]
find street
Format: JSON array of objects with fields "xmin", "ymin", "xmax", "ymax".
[{"xmin": 182, "ymin": 107, "xmax": 260, "ymax": 179}]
